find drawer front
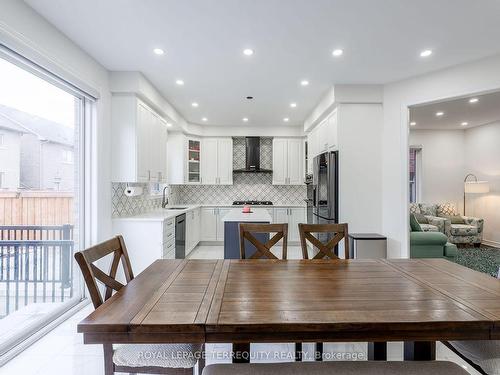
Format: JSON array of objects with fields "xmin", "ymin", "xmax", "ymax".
[
  {"xmin": 163, "ymin": 237, "xmax": 175, "ymax": 259},
  {"xmin": 163, "ymin": 218, "xmax": 175, "ymax": 243}
]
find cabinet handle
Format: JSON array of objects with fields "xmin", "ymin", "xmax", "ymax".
[
  {"xmin": 148, "ymin": 170, "xmax": 151, "ymax": 181},
  {"xmin": 158, "ymin": 172, "xmax": 162, "ymax": 181}
]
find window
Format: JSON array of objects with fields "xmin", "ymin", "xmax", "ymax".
[
  {"xmin": 409, "ymin": 147, "xmax": 422, "ymax": 203},
  {"xmin": 62, "ymin": 149, "xmax": 74, "ymax": 164},
  {"xmin": 0, "ymin": 47, "xmax": 93, "ymax": 355}
]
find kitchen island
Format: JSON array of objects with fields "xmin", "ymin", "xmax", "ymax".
[{"xmin": 222, "ymin": 208, "xmax": 272, "ymax": 259}]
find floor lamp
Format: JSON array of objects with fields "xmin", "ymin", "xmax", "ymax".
[{"xmin": 463, "ymin": 174, "xmax": 489, "ymax": 215}]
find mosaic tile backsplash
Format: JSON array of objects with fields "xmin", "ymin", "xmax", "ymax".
[
  {"xmin": 169, "ymin": 173, "xmax": 306, "ymax": 205},
  {"xmin": 112, "ymin": 137, "xmax": 306, "ymax": 217},
  {"xmin": 112, "ymin": 183, "xmax": 163, "ymax": 218}
]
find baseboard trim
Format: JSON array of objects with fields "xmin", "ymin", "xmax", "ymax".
[{"xmin": 482, "ymin": 239, "xmax": 500, "ymax": 248}]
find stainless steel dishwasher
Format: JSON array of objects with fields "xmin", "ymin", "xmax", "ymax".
[{"xmin": 175, "ymin": 214, "xmax": 186, "ymax": 259}]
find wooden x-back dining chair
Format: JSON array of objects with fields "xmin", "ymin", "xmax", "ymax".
[
  {"xmin": 299, "ymin": 223, "xmax": 350, "ymax": 260},
  {"xmin": 74, "ymin": 235, "xmax": 204, "ymax": 375},
  {"xmin": 239, "ymin": 223, "xmax": 288, "ymax": 259}
]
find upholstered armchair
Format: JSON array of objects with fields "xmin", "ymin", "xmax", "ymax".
[{"xmin": 410, "ymin": 203, "xmax": 484, "ymax": 246}]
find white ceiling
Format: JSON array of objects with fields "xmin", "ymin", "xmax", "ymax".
[
  {"xmin": 25, "ymin": 0, "xmax": 500, "ymax": 127},
  {"xmin": 410, "ymin": 90, "xmax": 500, "ymax": 130}
]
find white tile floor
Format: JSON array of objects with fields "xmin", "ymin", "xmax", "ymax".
[{"xmin": 0, "ymin": 244, "xmax": 481, "ymax": 374}]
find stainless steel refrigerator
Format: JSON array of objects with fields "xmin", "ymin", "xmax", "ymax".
[{"xmin": 306, "ymin": 151, "xmax": 339, "ymax": 251}]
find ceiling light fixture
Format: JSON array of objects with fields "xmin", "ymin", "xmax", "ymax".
[
  {"xmin": 420, "ymin": 49, "xmax": 433, "ymax": 57},
  {"xmin": 300, "ymin": 80, "xmax": 309, "ymax": 86},
  {"xmin": 435, "ymin": 111, "xmax": 444, "ymax": 117},
  {"xmin": 290, "ymin": 103, "xmax": 297, "ymax": 108},
  {"xmin": 410, "ymin": 122, "xmax": 417, "ymax": 126},
  {"xmin": 175, "ymin": 79, "xmax": 184, "ymax": 86},
  {"xmin": 332, "ymin": 49, "xmax": 344, "ymax": 57},
  {"xmin": 191, "ymin": 102, "xmax": 199, "ymax": 107},
  {"xmin": 461, "ymin": 122, "xmax": 469, "ymax": 126},
  {"xmin": 202, "ymin": 117, "xmax": 208, "ymax": 122},
  {"xmin": 166, "ymin": 123, "xmax": 173, "ymax": 128},
  {"xmin": 153, "ymin": 48, "xmax": 165, "ymax": 55},
  {"xmin": 283, "ymin": 117, "xmax": 290, "ymax": 122},
  {"xmin": 242, "ymin": 117, "xmax": 249, "ymax": 122},
  {"xmin": 469, "ymin": 98, "xmax": 479, "ymax": 103},
  {"xmin": 243, "ymin": 48, "xmax": 254, "ymax": 56}
]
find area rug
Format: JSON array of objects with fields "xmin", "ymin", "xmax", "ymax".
[{"xmin": 453, "ymin": 246, "xmax": 500, "ymax": 278}]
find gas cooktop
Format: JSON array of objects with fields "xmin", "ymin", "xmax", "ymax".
[{"xmin": 232, "ymin": 200, "xmax": 273, "ymax": 206}]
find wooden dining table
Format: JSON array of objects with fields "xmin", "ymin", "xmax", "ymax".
[{"xmin": 78, "ymin": 258, "xmax": 500, "ymax": 362}]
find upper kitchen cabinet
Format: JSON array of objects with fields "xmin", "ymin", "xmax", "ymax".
[
  {"xmin": 168, "ymin": 133, "xmax": 202, "ymax": 184},
  {"xmin": 308, "ymin": 109, "xmax": 338, "ymax": 160},
  {"xmin": 272, "ymin": 138, "xmax": 304, "ymax": 185},
  {"xmin": 111, "ymin": 95, "xmax": 168, "ymax": 183},
  {"xmin": 201, "ymin": 138, "xmax": 233, "ymax": 185}
]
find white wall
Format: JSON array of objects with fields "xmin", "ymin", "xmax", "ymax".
[
  {"xmin": 464, "ymin": 121, "xmax": 500, "ymax": 246},
  {"xmin": 0, "ymin": 0, "xmax": 112, "ymax": 243},
  {"xmin": 338, "ymin": 103, "xmax": 383, "ymax": 233},
  {"xmin": 409, "ymin": 130, "xmax": 465, "ymax": 211},
  {"xmin": 0, "ymin": 129, "xmax": 21, "ymax": 189},
  {"xmin": 383, "ymin": 53, "xmax": 500, "ymax": 258}
]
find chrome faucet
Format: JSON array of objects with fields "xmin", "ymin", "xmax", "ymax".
[{"xmin": 162, "ymin": 186, "xmax": 169, "ymax": 208}]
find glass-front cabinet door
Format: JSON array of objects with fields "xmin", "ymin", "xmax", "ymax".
[{"xmin": 187, "ymin": 139, "xmax": 201, "ymax": 183}]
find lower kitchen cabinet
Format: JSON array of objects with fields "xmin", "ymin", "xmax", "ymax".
[
  {"xmin": 200, "ymin": 207, "xmax": 230, "ymax": 241},
  {"xmin": 112, "ymin": 217, "xmax": 175, "ymax": 275},
  {"xmin": 274, "ymin": 207, "xmax": 306, "ymax": 242},
  {"xmin": 186, "ymin": 207, "xmax": 201, "ymax": 255}
]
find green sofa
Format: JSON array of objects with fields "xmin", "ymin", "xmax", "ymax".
[{"xmin": 410, "ymin": 231, "xmax": 458, "ymax": 260}]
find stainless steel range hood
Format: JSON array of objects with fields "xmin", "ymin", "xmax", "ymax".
[{"xmin": 233, "ymin": 137, "xmax": 272, "ymax": 173}]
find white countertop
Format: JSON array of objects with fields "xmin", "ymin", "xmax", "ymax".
[
  {"xmin": 222, "ymin": 208, "xmax": 272, "ymax": 223},
  {"xmin": 113, "ymin": 203, "xmax": 304, "ymax": 222}
]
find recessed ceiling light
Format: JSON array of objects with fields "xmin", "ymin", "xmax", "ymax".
[
  {"xmin": 420, "ymin": 49, "xmax": 433, "ymax": 57},
  {"xmin": 153, "ymin": 48, "xmax": 165, "ymax": 55},
  {"xmin": 332, "ymin": 49, "xmax": 344, "ymax": 57},
  {"xmin": 290, "ymin": 103, "xmax": 297, "ymax": 108},
  {"xmin": 166, "ymin": 123, "xmax": 173, "ymax": 128},
  {"xmin": 435, "ymin": 111, "xmax": 444, "ymax": 117},
  {"xmin": 300, "ymin": 80, "xmax": 309, "ymax": 86},
  {"xmin": 243, "ymin": 48, "xmax": 254, "ymax": 56},
  {"xmin": 201, "ymin": 117, "xmax": 208, "ymax": 122},
  {"xmin": 191, "ymin": 102, "xmax": 199, "ymax": 107},
  {"xmin": 175, "ymin": 79, "xmax": 184, "ymax": 86},
  {"xmin": 469, "ymin": 98, "xmax": 479, "ymax": 103},
  {"xmin": 242, "ymin": 117, "xmax": 249, "ymax": 122},
  {"xmin": 410, "ymin": 122, "xmax": 417, "ymax": 126},
  {"xmin": 461, "ymin": 122, "xmax": 469, "ymax": 126},
  {"xmin": 283, "ymin": 117, "xmax": 290, "ymax": 122}
]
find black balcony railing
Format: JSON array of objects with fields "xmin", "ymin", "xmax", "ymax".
[{"xmin": 0, "ymin": 225, "xmax": 74, "ymax": 318}]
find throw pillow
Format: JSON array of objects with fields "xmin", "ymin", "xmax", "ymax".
[
  {"xmin": 414, "ymin": 213, "xmax": 429, "ymax": 224},
  {"xmin": 410, "ymin": 214, "xmax": 423, "ymax": 232},
  {"xmin": 409, "ymin": 203, "xmax": 421, "ymax": 214},
  {"xmin": 445, "ymin": 215, "xmax": 465, "ymax": 224},
  {"xmin": 419, "ymin": 203, "xmax": 437, "ymax": 217},
  {"xmin": 437, "ymin": 202, "xmax": 458, "ymax": 217}
]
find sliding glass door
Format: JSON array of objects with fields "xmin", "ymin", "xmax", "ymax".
[{"xmin": 0, "ymin": 52, "xmax": 87, "ymax": 354}]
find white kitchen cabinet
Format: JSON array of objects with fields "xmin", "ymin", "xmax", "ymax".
[
  {"xmin": 200, "ymin": 207, "xmax": 231, "ymax": 241},
  {"xmin": 168, "ymin": 134, "xmax": 202, "ymax": 184},
  {"xmin": 274, "ymin": 207, "xmax": 306, "ymax": 242},
  {"xmin": 112, "ymin": 95, "xmax": 168, "ymax": 183},
  {"xmin": 112, "ymin": 216, "xmax": 175, "ymax": 275},
  {"xmin": 186, "ymin": 207, "xmax": 201, "ymax": 255},
  {"xmin": 201, "ymin": 138, "xmax": 233, "ymax": 185},
  {"xmin": 307, "ymin": 109, "xmax": 338, "ymax": 160},
  {"xmin": 272, "ymin": 138, "xmax": 304, "ymax": 185},
  {"xmin": 201, "ymin": 207, "xmax": 218, "ymax": 241}
]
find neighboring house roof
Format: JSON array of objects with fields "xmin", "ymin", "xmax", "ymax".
[{"xmin": 0, "ymin": 104, "xmax": 74, "ymax": 146}]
